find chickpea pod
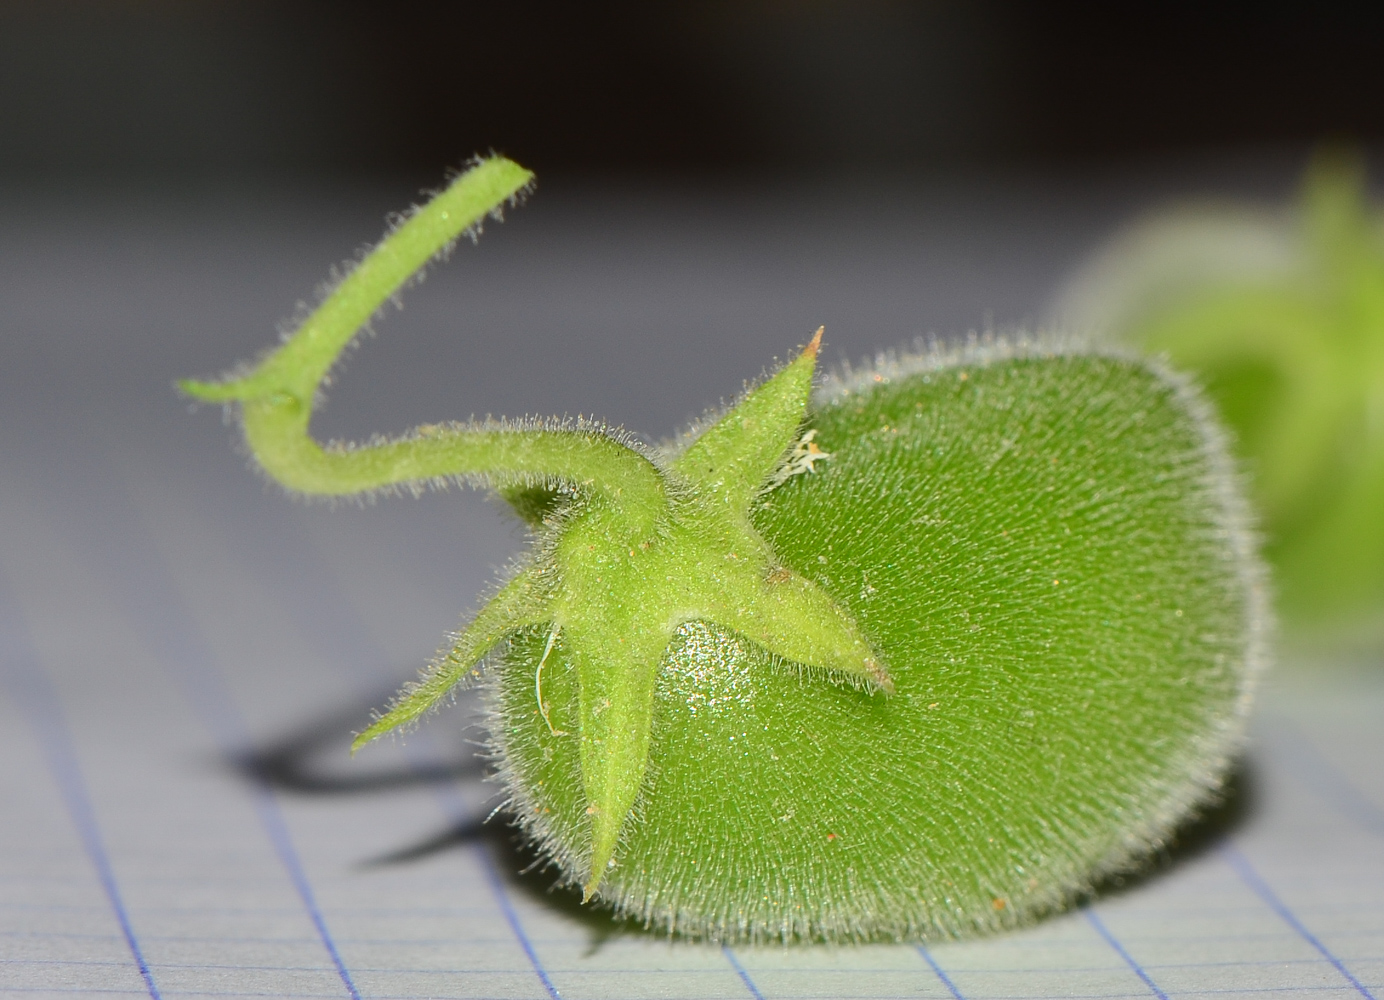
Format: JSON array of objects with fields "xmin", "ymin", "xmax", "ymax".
[{"xmin": 184, "ymin": 157, "xmax": 1267, "ymax": 942}]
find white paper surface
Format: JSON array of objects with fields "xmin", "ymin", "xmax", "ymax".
[{"xmin": 1, "ymin": 175, "xmax": 1380, "ymax": 999}]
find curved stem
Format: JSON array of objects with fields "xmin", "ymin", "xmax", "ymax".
[
  {"xmin": 184, "ymin": 157, "xmax": 533, "ymax": 405},
  {"xmin": 239, "ymin": 395, "xmax": 664, "ymax": 505},
  {"xmin": 351, "ymin": 564, "xmax": 553, "ymax": 752},
  {"xmin": 180, "ymin": 156, "xmax": 667, "ymax": 513}
]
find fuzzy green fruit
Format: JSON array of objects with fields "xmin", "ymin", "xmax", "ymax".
[
  {"xmin": 183, "ymin": 157, "xmax": 1267, "ymax": 944},
  {"xmin": 494, "ymin": 341, "xmax": 1266, "ymax": 941}
]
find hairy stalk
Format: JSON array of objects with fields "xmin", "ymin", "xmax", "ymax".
[{"xmin": 180, "ymin": 156, "xmax": 665, "ymax": 515}]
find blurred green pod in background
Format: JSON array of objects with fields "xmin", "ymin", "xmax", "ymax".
[{"xmin": 1055, "ymin": 151, "xmax": 1384, "ymax": 645}]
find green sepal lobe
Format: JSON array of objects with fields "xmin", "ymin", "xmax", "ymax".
[{"xmin": 184, "ymin": 162, "xmax": 893, "ymax": 906}]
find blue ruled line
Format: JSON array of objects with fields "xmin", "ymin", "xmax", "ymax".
[
  {"xmin": 916, "ymin": 945, "xmax": 966, "ymax": 1000},
  {"xmin": 436, "ymin": 779, "xmax": 565, "ymax": 998},
  {"xmin": 249, "ymin": 786, "xmax": 362, "ymax": 1000},
  {"xmin": 54, "ymin": 466, "xmax": 362, "ymax": 1000},
  {"xmin": 1085, "ymin": 908, "xmax": 1169, "ymax": 1000},
  {"xmin": 475, "ymin": 845, "xmax": 563, "ymax": 999},
  {"xmin": 722, "ymin": 946, "xmax": 767, "ymax": 1000},
  {"xmin": 1222, "ymin": 845, "xmax": 1377, "ymax": 1000},
  {"xmin": 0, "ymin": 571, "xmax": 162, "ymax": 1000},
  {"xmin": 221, "ymin": 502, "xmax": 565, "ymax": 1000},
  {"xmin": 392, "ymin": 728, "xmax": 567, "ymax": 999},
  {"xmin": 114, "ymin": 553, "xmax": 362, "ymax": 1000}
]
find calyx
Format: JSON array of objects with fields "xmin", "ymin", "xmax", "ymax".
[
  {"xmin": 179, "ymin": 157, "xmax": 887, "ymax": 898},
  {"xmin": 364, "ymin": 329, "xmax": 888, "ymax": 897}
]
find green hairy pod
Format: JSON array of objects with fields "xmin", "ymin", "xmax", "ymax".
[{"xmin": 183, "ymin": 157, "xmax": 1267, "ymax": 942}]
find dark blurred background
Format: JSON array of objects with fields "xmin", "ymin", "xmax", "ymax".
[
  {"xmin": 6, "ymin": 0, "xmax": 1384, "ymax": 453},
  {"xmin": 3, "ymin": 0, "xmax": 1383, "ymax": 187}
]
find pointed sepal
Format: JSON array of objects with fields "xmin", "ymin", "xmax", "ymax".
[
  {"xmin": 675, "ymin": 328, "xmax": 822, "ymax": 510},
  {"xmin": 718, "ymin": 564, "xmax": 892, "ymax": 695},
  {"xmin": 352, "ymin": 566, "xmax": 552, "ymax": 752}
]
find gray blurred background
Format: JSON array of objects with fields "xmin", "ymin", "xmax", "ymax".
[
  {"xmin": 7, "ymin": 1, "xmax": 1382, "ymax": 432},
  {"xmin": 2, "ymin": 0, "xmax": 1381, "ymax": 648}
]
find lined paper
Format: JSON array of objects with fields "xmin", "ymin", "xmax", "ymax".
[{"xmin": 2, "ymin": 176, "xmax": 1381, "ymax": 999}]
